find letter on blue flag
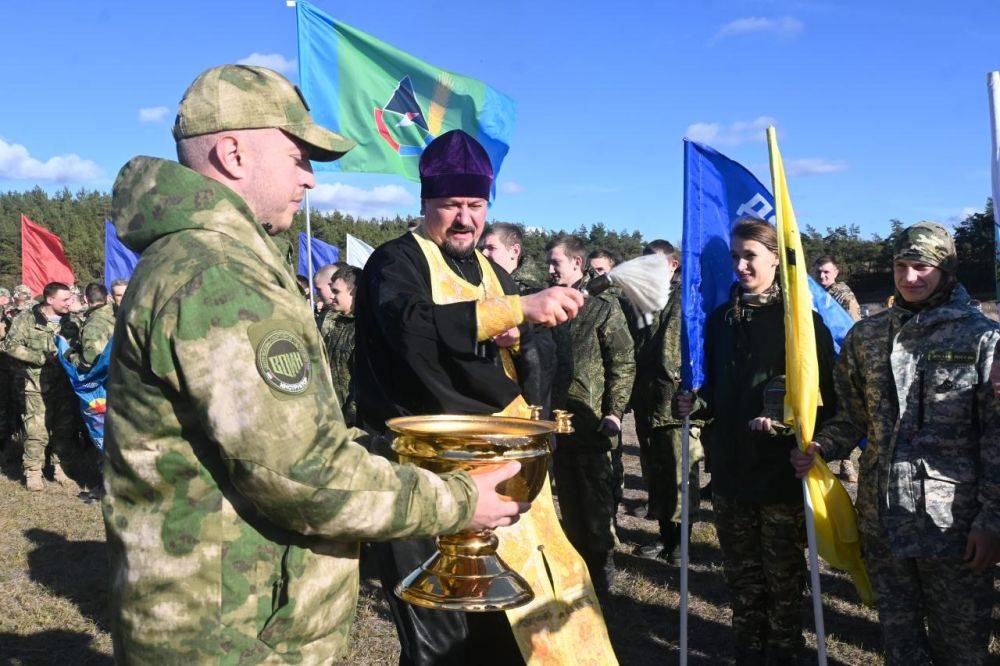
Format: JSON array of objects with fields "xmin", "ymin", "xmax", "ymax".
[
  {"xmin": 297, "ymin": 233, "xmax": 340, "ymax": 280},
  {"xmin": 681, "ymin": 140, "xmax": 854, "ymax": 390},
  {"xmin": 105, "ymin": 219, "xmax": 139, "ymax": 289}
]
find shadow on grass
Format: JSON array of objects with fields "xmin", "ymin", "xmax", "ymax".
[
  {"xmin": 0, "ymin": 629, "xmax": 111, "ymax": 665},
  {"xmin": 24, "ymin": 528, "xmax": 109, "ymax": 633}
]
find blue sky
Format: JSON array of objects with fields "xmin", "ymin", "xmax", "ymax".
[{"xmin": 2, "ymin": 0, "xmax": 999, "ymax": 243}]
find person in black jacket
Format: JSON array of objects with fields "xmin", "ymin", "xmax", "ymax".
[{"xmin": 678, "ymin": 217, "xmax": 836, "ymax": 665}]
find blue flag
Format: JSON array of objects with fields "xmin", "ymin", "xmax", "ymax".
[
  {"xmin": 681, "ymin": 140, "xmax": 855, "ymax": 390},
  {"xmin": 104, "ymin": 219, "xmax": 139, "ymax": 289},
  {"xmin": 55, "ymin": 336, "xmax": 110, "ymax": 452},
  {"xmin": 296, "ymin": 233, "xmax": 340, "ymax": 280}
]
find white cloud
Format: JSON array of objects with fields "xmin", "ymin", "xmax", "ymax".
[
  {"xmin": 711, "ymin": 17, "xmax": 804, "ymax": 44},
  {"xmin": 309, "ymin": 183, "xmax": 415, "ymax": 218},
  {"xmin": 684, "ymin": 116, "xmax": 776, "ymax": 147},
  {"xmin": 499, "ymin": 181, "xmax": 524, "ymax": 195},
  {"xmin": 786, "ymin": 158, "xmax": 848, "ymax": 176},
  {"xmin": 946, "ymin": 206, "xmax": 979, "ymax": 225},
  {"xmin": 237, "ymin": 52, "xmax": 297, "ymax": 75},
  {"xmin": 0, "ymin": 138, "xmax": 102, "ymax": 183},
  {"xmin": 138, "ymin": 106, "xmax": 171, "ymax": 123}
]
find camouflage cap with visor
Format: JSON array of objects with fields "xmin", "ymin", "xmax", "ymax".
[
  {"xmin": 13, "ymin": 284, "xmax": 31, "ymax": 299},
  {"xmin": 893, "ymin": 221, "xmax": 957, "ymax": 274},
  {"xmin": 172, "ymin": 65, "xmax": 355, "ymax": 162}
]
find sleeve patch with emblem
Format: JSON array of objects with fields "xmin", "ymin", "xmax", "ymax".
[{"xmin": 250, "ymin": 323, "xmax": 313, "ymax": 396}]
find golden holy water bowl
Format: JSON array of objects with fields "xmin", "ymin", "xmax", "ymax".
[{"xmin": 388, "ymin": 411, "xmax": 571, "ymax": 612}]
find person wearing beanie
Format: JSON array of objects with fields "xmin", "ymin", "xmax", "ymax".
[
  {"xmin": 793, "ymin": 221, "xmax": 1000, "ymax": 665},
  {"xmin": 354, "ymin": 129, "xmax": 600, "ymax": 665}
]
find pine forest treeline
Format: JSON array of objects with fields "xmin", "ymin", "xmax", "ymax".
[{"xmin": 1, "ymin": 187, "xmax": 996, "ymax": 299}]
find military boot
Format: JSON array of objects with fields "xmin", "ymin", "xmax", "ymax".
[
  {"xmin": 24, "ymin": 469, "xmax": 43, "ymax": 492},
  {"xmin": 52, "ymin": 464, "xmax": 75, "ymax": 490}
]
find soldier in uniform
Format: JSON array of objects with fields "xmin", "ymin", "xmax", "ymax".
[
  {"xmin": 795, "ymin": 222, "xmax": 1000, "ymax": 665},
  {"xmin": 812, "ymin": 255, "xmax": 860, "ymax": 482},
  {"xmin": 632, "ymin": 240, "xmax": 704, "ymax": 564},
  {"xmin": 2, "ymin": 281, "xmax": 80, "ymax": 492},
  {"xmin": 312, "ymin": 262, "xmax": 341, "ymax": 343},
  {"xmin": 103, "ymin": 65, "xmax": 528, "ymax": 663},
  {"xmin": 679, "ymin": 218, "xmax": 837, "ymax": 663},
  {"xmin": 813, "ymin": 255, "xmax": 861, "ymax": 320},
  {"xmin": 547, "ymin": 234, "xmax": 635, "ymax": 598},
  {"xmin": 68, "ymin": 283, "xmax": 115, "ymax": 371},
  {"xmin": 109, "ymin": 278, "xmax": 128, "ymax": 311},
  {"xmin": 480, "ymin": 222, "xmax": 540, "ymax": 294},
  {"xmin": 325, "ymin": 266, "xmax": 358, "ymax": 426}
]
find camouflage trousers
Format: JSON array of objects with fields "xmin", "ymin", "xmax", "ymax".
[
  {"xmin": 713, "ymin": 494, "xmax": 806, "ymax": 656},
  {"xmin": 21, "ymin": 389, "xmax": 78, "ymax": 472},
  {"xmin": 636, "ymin": 419, "xmax": 704, "ymax": 526},
  {"xmin": 553, "ymin": 446, "xmax": 617, "ymax": 556},
  {"xmin": 862, "ymin": 533, "xmax": 994, "ymax": 666}
]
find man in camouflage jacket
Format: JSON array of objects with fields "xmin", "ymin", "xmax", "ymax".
[
  {"xmin": 324, "ymin": 266, "xmax": 359, "ymax": 426},
  {"xmin": 798, "ymin": 222, "xmax": 1000, "ymax": 665},
  {"xmin": 630, "ymin": 242, "xmax": 704, "ymax": 564},
  {"xmin": 547, "ymin": 235, "xmax": 635, "ymax": 597},
  {"xmin": 2, "ymin": 282, "xmax": 79, "ymax": 491},
  {"xmin": 104, "ymin": 65, "xmax": 524, "ymax": 664},
  {"xmin": 68, "ymin": 283, "xmax": 116, "ymax": 371}
]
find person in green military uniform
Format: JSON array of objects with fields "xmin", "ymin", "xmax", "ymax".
[
  {"xmin": 2, "ymin": 281, "xmax": 80, "ymax": 492},
  {"xmin": 795, "ymin": 222, "xmax": 1000, "ymax": 665},
  {"xmin": 631, "ymin": 240, "xmax": 704, "ymax": 564},
  {"xmin": 67, "ymin": 283, "xmax": 115, "ymax": 371},
  {"xmin": 104, "ymin": 64, "xmax": 529, "ymax": 664},
  {"xmin": 547, "ymin": 234, "xmax": 635, "ymax": 598},
  {"xmin": 324, "ymin": 266, "xmax": 358, "ymax": 426}
]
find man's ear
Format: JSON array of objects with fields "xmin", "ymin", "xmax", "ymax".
[
  {"xmin": 212, "ymin": 135, "xmax": 245, "ymax": 180},
  {"xmin": 511, "ymin": 243, "xmax": 522, "ymax": 261},
  {"xmin": 573, "ymin": 255, "xmax": 585, "ymax": 271}
]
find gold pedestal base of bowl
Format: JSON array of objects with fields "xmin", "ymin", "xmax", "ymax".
[
  {"xmin": 395, "ymin": 530, "xmax": 532, "ymax": 612},
  {"xmin": 388, "ymin": 413, "xmax": 571, "ymax": 613}
]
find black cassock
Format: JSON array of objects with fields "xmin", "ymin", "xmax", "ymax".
[{"xmin": 354, "ymin": 232, "xmax": 529, "ymax": 666}]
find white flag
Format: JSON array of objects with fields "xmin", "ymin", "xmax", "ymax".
[{"xmin": 346, "ymin": 234, "xmax": 375, "ymax": 269}]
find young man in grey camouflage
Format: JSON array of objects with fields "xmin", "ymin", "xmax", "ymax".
[
  {"xmin": 547, "ymin": 234, "xmax": 635, "ymax": 597},
  {"xmin": 67, "ymin": 282, "xmax": 115, "ymax": 371},
  {"xmin": 794, "ymin": 221, "xmax": 1000, "ymax": 665},
  {"xmin": 104, "ymin": 64, "xmax": 528, "ymax": 664},
  {"xmin": 2, "ymin": 281, "xmax": 79, "ymax": 491}
]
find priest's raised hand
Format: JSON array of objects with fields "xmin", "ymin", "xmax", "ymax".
[{"xmin": 520, "ymin": 286, "xmax": 586, "ymax": 327}]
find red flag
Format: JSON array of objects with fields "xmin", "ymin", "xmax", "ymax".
[{"xmin": 21, "ymin": 214, "xmax": 74, "ymax": 295}]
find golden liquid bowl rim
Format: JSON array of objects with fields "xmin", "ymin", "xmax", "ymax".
[{"xmin": 386, "ymin": 414, "xmax": 557, "ymax": 439}]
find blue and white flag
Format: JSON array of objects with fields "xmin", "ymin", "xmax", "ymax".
[
  {"xmin": 296, "ymin": 233, "xmax": 340, "ymax": 280},
  {"xmin": 104, "ymin": 219, "xmax": 139, "ymax": 289},
  {"xmin": 681, "ymin": 140, "xmax": 855, "ymax": 390}
]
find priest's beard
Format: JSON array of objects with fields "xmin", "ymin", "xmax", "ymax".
[{"xmin": 442, "ymin": 238, "xmax": 476, "ymax": 260}]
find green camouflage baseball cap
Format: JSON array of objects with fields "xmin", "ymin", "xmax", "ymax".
[
  {"xmin": 894, "ymin": 221, "xmax": 957, "ymax": 273},
  {"xmin": 13, "ymin": 285, "xmax": 31, "ymax": 299},
  {"xmin": 172, "ymin": 65, "xmax": 356, "ymax": 162}
]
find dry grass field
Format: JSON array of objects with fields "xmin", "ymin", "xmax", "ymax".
[{"xmin": 0, "ymin": 416, "xmax": 996, "ymax": 665}]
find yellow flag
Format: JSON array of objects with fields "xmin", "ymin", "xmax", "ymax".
[{"xmin": 766, "ymin": 127, "xmax": 874, "ymax": 606}]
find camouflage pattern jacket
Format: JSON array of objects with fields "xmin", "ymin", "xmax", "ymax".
[
  {"xmin": 629, "ymin": 279, "xmax": 699, "ymax": 429},
  {"xmin": 1, "ymin": 305, "xmax": 74, "ymax": 394},
  {"xmin": 552, "ymin": 275, "xmax": 635, "ymax": 450},
  {"xmin": 105, "ymin": 157, "xmax": 477, "ymax": 663},
  {"xmin": 324, "ymin": 312, "xmax": 356, "ymax": 426},
  {"xmin": 69, "ymin": 302, "xmax": 115, "ymax": 369},
  {"xmin": 814, "ymin": 284, "xmax": 1000, "ymax": 557},
  {"xmin": 826, "ymin": 281, "xmax": 861, "ymax": 321}
]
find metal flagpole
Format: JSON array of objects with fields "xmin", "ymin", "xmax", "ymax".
[
  {"xmin": 679, "ymin": 414, "xmax": 691, "ymax": 665},
  {"xmin": 802, "ymin": 476, "xmax": 828, "ymax": 664},
  {"xmin": 305, "ymin": 190, "xmax": 315, "ymax": 312},
  {"xmin": 987, "ymin": 72, "xmax": 1000, "ymax": 305}
]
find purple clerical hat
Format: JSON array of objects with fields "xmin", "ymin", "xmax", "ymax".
[{"xmin": 419, "ymin": 130, "xmax": 493, "ymax": 200}]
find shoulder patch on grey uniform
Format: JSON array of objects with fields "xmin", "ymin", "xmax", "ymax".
[
  {"xmin": 926, "ymin": 349, "xmax": 976, "ymax": 364},
  {"xmin": 250, "ymin": 322, "xmax": 313, "ymax": 395}
]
